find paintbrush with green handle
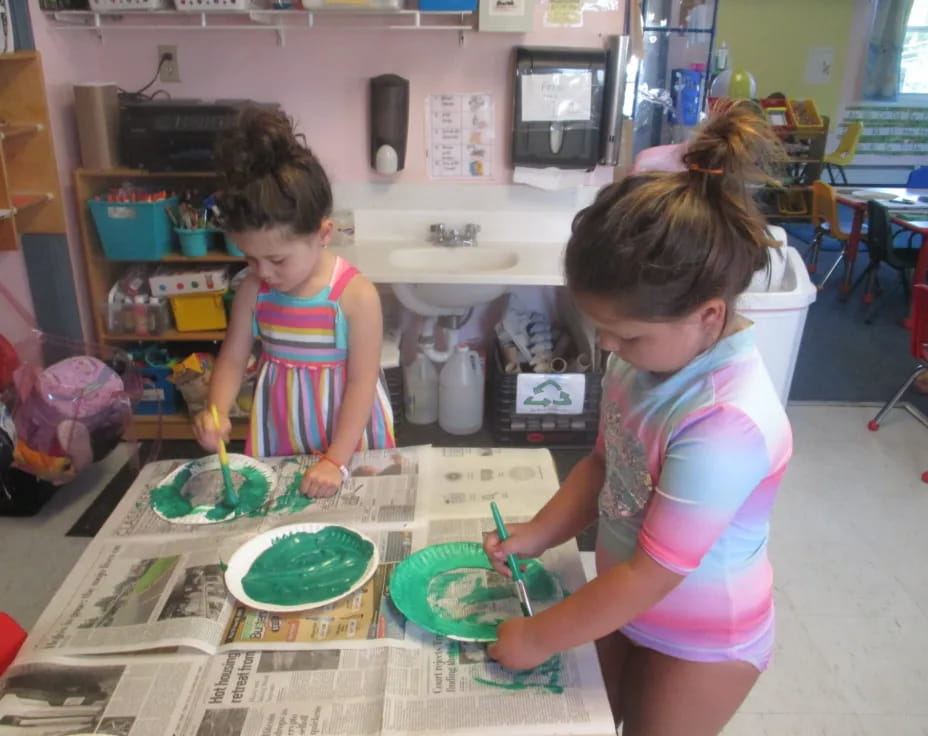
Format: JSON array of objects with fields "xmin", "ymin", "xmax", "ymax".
[
  {"xmin": 490, "ymin": 502, "xmax": 534, "ymax": 617},
  {"xmin": 210, "ymin": 404, "xmax": 238, "ymax": 508}
]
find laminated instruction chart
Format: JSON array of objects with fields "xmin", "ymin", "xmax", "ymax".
[{"xmin": 428, "ymin": 93, "xmax": 494, "ymax": 179}]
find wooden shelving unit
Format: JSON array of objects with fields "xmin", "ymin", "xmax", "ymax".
[
  {"xmin": 0, "ymin": 52, "xmax": 65, "ymax": 250},
  {"xmin": 76, "ymin": 168, "xmax": 248, "ymax": 439}
]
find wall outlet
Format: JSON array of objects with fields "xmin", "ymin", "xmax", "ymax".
[{"xmin": 157, "ymin": 45, "xmax": 180, "ymax": 83}]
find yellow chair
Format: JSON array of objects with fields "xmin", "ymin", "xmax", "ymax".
[
  {"xmin": 823, "ymin": 121, "xmax": 863, "ymax": 185},
  {"xmin": 806, "ymin": 180, "xmax": 854, "ymax": 289}
]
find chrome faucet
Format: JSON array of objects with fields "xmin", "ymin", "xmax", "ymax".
[{"xmin": 429, "ymin": 223, "xmax": 480, "ymax": 247}]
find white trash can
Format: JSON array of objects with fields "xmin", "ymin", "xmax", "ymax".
[{"xmin": 737, "ymin": 244, "xmax": 817, "ymax": 405}]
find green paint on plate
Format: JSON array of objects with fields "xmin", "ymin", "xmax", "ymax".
[
  {"xmin": 389, "ymin": 542, "xmax": 562, "ymax": 642},
  {"xmin": 242, "ymin": 527, "xmax": 374, "ymax": 607},
  {"xmin": 149, "ymin": 464, "xmax": 270, "ymax": 522}
]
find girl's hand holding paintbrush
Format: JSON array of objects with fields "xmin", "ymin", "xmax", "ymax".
[
  {"xmin": 192, "ymin": 407, "xmax": 231, "ymax": 452},
  {"xmin": 482, "ymin": 519, "xmax": 549, "ymax": 579},
  {"xmin": 483, "ymin": 518, "xmax": 556, "ymax": 670}
]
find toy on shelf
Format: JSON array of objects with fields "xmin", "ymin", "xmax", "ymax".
[
  {"xmin": 106, "ymin": 266, "xmax": 172, "ymax": 337},
  {"xmin": 169, "ymin": 352, "xmax": 256, "ymax": 418}
]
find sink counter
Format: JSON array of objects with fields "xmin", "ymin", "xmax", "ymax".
[{"xmin": 334, "ymin": 240, "xmax": 567, "ymax": 287}]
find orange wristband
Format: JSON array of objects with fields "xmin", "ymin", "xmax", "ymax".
[{"xmin": 316, "ymin": 453, "xmax": 350, "ymax": 482}]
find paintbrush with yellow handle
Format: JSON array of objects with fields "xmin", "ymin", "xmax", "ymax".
[{"xmin": 210, "ymin": 404, "xmax": 238, "ymax": 508}]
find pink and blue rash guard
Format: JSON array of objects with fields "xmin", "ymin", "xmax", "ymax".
[{"xmin": 594, "ymin": 325, "xmax": 792, "ymax": 670}]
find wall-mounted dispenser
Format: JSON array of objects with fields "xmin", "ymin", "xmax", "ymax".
[
  {"xmin": 370, "ymin": 74, "xmax": 409, "ymax": 176},
  {"xmin": 511, "ymin": 47, "xmax": 607, "ymax": 170}
]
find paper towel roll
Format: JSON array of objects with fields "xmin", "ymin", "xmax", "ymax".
[{"xmin": 74, "ymin": 83, "xmax": 120, "ymax": 169}]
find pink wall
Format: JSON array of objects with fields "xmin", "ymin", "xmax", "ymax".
[{"xmin": 12, "ymin": 0, "xmax": 622, "ymax": 338}]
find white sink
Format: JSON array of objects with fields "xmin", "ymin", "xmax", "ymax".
[
  {"xmin": 388, "ymin": 246, "xmax": 518, "ymax": 315},
  {"xmin": 388, "ymin": 247, "xmax": 519, "ymax": 274}
]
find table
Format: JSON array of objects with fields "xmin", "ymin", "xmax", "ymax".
[
  {"xmin": 0, "ymin": 448, "xmax": 615, "ymax": 736},
  {"xmin": 833, "ymin": 187, "xmax": 928, "ymax": 296}
]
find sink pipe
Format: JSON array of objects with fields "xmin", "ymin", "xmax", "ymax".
[{"xmin": 418, "ymin": 313, "xmax": 471, "ymax": 364}]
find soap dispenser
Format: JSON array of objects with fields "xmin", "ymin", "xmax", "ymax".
[{"xmin": 370, "ymin": 74, "xmax": 409, "ymax": 176}]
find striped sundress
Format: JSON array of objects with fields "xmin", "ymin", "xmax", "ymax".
[{"xmin": 246, "ymin": 257, "xmax": 395, "ymax": 458}]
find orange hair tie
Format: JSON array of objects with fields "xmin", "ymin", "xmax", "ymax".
[{"xmin": 688, "ymin": 163, "xmax": 724, "ymax": 175}]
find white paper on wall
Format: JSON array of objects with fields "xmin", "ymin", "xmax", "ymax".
[
  {"xmin": 520, "ymin": 71, "xmax": 593, "ymax": 122},
  {"xmin": 804, "ymin": 47, "xmax": 834, "ymax": 85}
]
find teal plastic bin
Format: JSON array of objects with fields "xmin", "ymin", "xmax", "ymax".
[{"xmin": 88, "ymin": 196, "xmax": 179, "ymax": 261}]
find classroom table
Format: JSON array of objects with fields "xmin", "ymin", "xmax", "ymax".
[
  {"xmin": 833, "ymin": 187, "xmax": 928, "ymax": 296},
  {"xmin": 0, "ymin": 448, "xmax": 615, "ymax": 736}
]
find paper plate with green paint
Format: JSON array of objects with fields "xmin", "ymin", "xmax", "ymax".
[
  {"xmin": 389, "ymin": 541, "xmax": 562, "ymax": 642},
  {"xmin": 149, "ymin": 454, "xmax": 277, "ymax": 525},
  {"xmin": 225, "ymin": 522, "xmax": 380, "ymax": 612}
]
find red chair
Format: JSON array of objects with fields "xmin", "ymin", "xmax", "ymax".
[
  {"xmin": 868, "ymin": 283, "xmax": 928, "ymax": 483},
  {"xmin": 0, "ymin": 612, "xmax": 26, "ymax": 674}
]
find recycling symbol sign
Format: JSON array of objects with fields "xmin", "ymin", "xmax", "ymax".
[{"xmin": 515, "ymin": 374, "xmax": 585, "ymax": 416}]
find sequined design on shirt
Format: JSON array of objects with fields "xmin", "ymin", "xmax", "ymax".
[{"xmin": 599, "ymin": 398, "xmax": 653, "ymax": 518}]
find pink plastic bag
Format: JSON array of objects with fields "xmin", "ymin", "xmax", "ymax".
[{"xmin": 9, "ymin": 339, "xmax": 140, "ymax": 485}]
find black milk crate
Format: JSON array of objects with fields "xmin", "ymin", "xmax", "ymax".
[{"xmin": 488, "ymin": 343, "xmax": 602, "ymax": 448}]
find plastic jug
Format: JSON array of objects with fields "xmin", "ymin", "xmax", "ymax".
[
  {"xmin": 404, "ymin": 350, "xmax": 438, "ymax": 425},
  {"xmin": 439, "ymin": 344, "xmax": 484, "ymax": 435}
]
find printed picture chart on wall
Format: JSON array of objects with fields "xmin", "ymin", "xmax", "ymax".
[{"xmin": 427, "ymin": 93, "xmax": 494, "ymax": 180}]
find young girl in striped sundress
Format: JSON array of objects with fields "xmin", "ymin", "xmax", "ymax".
[{"xmin": 193, "ymin": 107, "xmax": 395, "ymax": 497}]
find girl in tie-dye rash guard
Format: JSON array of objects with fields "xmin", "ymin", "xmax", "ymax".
[{"xmin": 484, "ymin": 102, "xmax": 792, "ymax": 736}]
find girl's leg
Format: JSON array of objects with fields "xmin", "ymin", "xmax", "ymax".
[
  {"xmin": 595, "ymin": 630, "xmax": 633, "ymax": 727},
  {"xmin": 621, "ymin": 646, "xmax": 760, "ymax": 736}
]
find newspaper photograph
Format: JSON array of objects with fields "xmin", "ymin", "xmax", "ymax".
[
  {"xmin": 0, "ymin": 654, "xmax": 207, "ymax": 736},
  {"xmin": 22, "ymin": 534, "xmax": 249, "ymax": 658}
]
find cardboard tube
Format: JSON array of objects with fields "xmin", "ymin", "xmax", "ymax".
[
  {"xmin": 551, "ymin": 357, "xmax": 568, "ymax": 373},
  {"xmin": 502, "ymin": 344, "xmax": 520, "ymax": 368},
  {"xmin": 568, "ymin": 353, "xmax": 592, "ymax": 373},
  {"xmin": 552, "ymin": 333, "xmax": 572, "ymax": 359}
]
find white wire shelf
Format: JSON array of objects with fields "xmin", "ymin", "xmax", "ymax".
[{"xmin": 47, "ymin": 8, "xmax": 476, "ymax": 42}]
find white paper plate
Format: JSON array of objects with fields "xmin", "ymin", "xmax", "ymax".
[
  {"xmin": 224, "ymin": 522, "xmax": 380, "ymax": 613},
  {"xmin": 851, "ymin": 189, "xmax": 897, "ymax": 200},
  {"xmin": 150, "ymin": 454, "xmax": 277, "ymax": 525}
]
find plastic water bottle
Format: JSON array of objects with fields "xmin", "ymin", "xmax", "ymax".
[
  {"xmin": 439, "ymin": 344, "xmax": 485, "ymax": 435},
  {"xmin": 404, "ymin": 350, "xmax": 438, "ymax": 425}
]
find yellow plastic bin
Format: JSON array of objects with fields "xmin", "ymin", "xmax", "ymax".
[{"xmin": 170, "ymin": 290, "xmax": 228, "ymax": 332}]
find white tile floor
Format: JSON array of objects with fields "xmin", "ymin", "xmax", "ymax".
[{"xmin": 1, "ymin": 404, "xmax": 927, "ymax": 734}]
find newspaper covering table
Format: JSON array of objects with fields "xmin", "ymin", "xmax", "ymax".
[{"xmin": 0, "ymin": 447, "xmax": 615, "ymax": 736}]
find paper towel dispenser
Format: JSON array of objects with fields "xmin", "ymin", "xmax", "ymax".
[{"xmin": 511, "ymin": 46, "xmax": 607, "ymax": 170}]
